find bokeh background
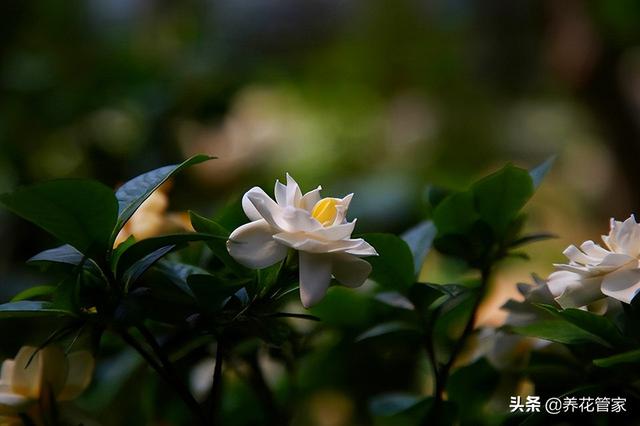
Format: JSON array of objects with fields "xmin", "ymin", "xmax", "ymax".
[{"xmin": 2, "ymin": 0, "xmax": 640, "ymax": 424}]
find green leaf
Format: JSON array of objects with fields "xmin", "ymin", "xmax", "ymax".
[
  {"xmin": 538, "ymin": 304, "xmax": 628, "ymax": 348},
  {"xmin": 447, "ymin": 358, "xmax": 499, "ymax": 423},
  {"xmin": 506, "ymin": 319, "xmax": 613, "ymax": 347},
  {"xmin": 112, "ymin": 155, "xmax": 214, "ymax": 242},
  {"xmin": 187, "ymin": 274, "xmax": 245, "ymax": 312},
  {"xmin": 154, "ymin": 260, "xmax": 208, "ymax": 297},
  {"xmin": 28, "ymin": 244, "xmax": 85, "ymax": 265},
  {"xmin": 355, "ymin": 321, "xmax": 421, "ymax": 342},
  {"xmin": 530, "ymin": 156, "xmax": 556, "ymax": 188},
  {"xmin": 471, "ymin": 164, "xmax": 534, "ymax": 235},
  {"xmin": 189, "ymin": 211, "xmax": 248, "ymax": 275},
  {"xmin": 11, "ymin": 286, "xmax": 56, "ymax": 302},
  {"xmin": 123, "ymin": 245, "xmax": 175, "ymax": 290},
  {"xmin": 593, "ymin": 349, "xmax": 640, "ymax": 368},
  {"xmin": 0, "ymin": 180, "xmax": 118, "ymax": 254},
  {"xmin": 0, "ymin": 301, "xmax": 76, "ymax": 318},
  {"xmin": 363, "ymin": 233, "xmax": 415, "ymax": 291},
  {"xmin": 401, "ymin": 220, "xmax": 436, "ymax": 276},
  {"xmin": 370, "ymin": 393, "xmax": 424, "ymax": 416},
  {"xmin": 115, "ymin": 233, "xmax": 222, "ymax": 278},
  {"xmin": 432, "ymin": 191, "xmax": 479, "ymax": 236}
]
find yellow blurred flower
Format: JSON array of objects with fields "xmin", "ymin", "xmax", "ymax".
[{"xmin": 0, "ymin": 346, "xmax": 94, "ymax": 424}]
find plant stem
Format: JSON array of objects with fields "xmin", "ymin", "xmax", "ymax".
[
  {"xmin": 118, "ymin": 328, "xmax": 206, "ymax": 425},
  {"xmin": 434, "ymin": 266, "xmax": 492, "ymax": 404},
  {"xmin": 206, "ymin": 340, "xmax": 224, "ymax": 425}
]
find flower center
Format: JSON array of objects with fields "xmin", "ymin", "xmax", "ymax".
[{"xmin": 311, "ymin": 198, "xmax": 340, "ymax": 226}]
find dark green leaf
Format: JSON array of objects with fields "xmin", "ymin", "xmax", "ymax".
[
  {"xmin": 115, "ymin": 233, "xmax": 222, "ymax": 278},
  {"xmin": 154, "ymin": 260, "xmax": 208, "ymax": 297},
  {"xmin": 447, "ymin": 358, "xmax": 499, "ymax": 423},
  {"xmin": 187, "ymin": 274, "xmax": 245, "ymax": 312},
  {"xmin": 28, "ymin": 244, "xmax": 85, "ymax": 265},
  {"xmin": 471, "ymin": 164, "xmax": 534, "ymax": 235},
  {"xmin": 0, "ymin": 180, "xmax": 118, "ymax": 253},
  {"xmin": 401, "ymin": 220, "xmax": 436, "ymax": 276},
  {"xmin": 508, "ymin": 232, "xmax": 557, "ymax": 249},
  {"xmin": 506, "ymin": 320, "xmax": 612, "ymax": 347},
  {"xmin": 363, "ymin": 233, "xmax": 415, "ymax": 291},
  {"xmin": 0, "ymin": 301, "xmax": 76, "ymax": 318},
  {"xmin": 374, "ymin": 292, "xmax": 415, "ymax": 310},
  {"xmin": 112, "ymin": 155, "xmax": 214, "ymax": 241},
  {"xmin": 123, "ymin": 245, "xmax": 175, "ymax": 290},
  {"xmin": 11, "ymin": 286, "xmax": 56, "ymax": 302},
  {"xmin": 432, "ymin": 191, "xmax": 479, "ymax": 236},
  {"xmin": 189, "ymin": 211, "xmax": 248, "ymax": 275},
  {"xmin": 370, "ymin": 393, "xmax": 423, "ymax": 416},
  {"xmin": 593, "ymin": 349, "xmax": 640, "ymax": 368}
]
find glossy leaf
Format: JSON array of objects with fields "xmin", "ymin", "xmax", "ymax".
[
  {"xmin": 530, "ymin": 156, "xmax": 556, "ymax": 188},
  {"xmin": 112, "ymin": 155, "xmax": 213, "ymax": 241},
  {"xmin": 0, "ymin": 301, "xmax": 76, "ymax": 318},
  {"xmin": 0, "ymin": 179, "xmax": 118, "ymax": 254},
  {"xmin": 355, "ymin": 321, "xmax": 421, "ymax": 342},
  {"xmin": 471, "ymin": 164, "xmax": 534, "ymax": 235},
  {"xmin": 401, "ymin": 220, "xmax": 436, "ymax": 276},
  {"xmin": 593, "ymin": 349, "xmax": 640, "ymax": 368},
  {"xmin": 28, "ymin": 244, "xmax": 85, "ymax": 266},
  {"xmin": 363, "ymin": 233, "xmax": 415, "ymax": 291},
  {"xmin": 11, "ymin": 286, "xmax": 56, "ymax": 302}
]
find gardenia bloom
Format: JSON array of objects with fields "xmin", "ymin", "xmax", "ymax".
[
  {"xmin": 548, "ymin": 215, "xmax": 640, "ymax": 308},
  {"xmin": 227, "ymin": 174, "xmax": 378, "ymax": 307},
  {"xmin": 0, "ymin": 346, "xmax": 94, "ymax": 418}
]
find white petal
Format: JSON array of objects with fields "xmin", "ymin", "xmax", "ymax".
[
  {"xmin": 308, "ymin": 220, "xmax": 356, "ymax": 241},
  {"xmin": 285, "ymin": 174, "xmax": 303, "ymax": 207},
  {"xmin": 227, "ymin": 220, "xmax": 288, "ymax": 269},
  {"xmin": 58, "ymin": 351, "xmax": 94, "ymax": 401},
  {"xmin": 274, "ymin": 180, "xmax": 287, "ymax": 206},
  {"xmin": 332, "ymin": 254, "xmax": 372, "ymax": 288},
  {"xmin": 273, "ymin": 233, "xmax": 367, "ymax": 254},
  {"xmin": 332, "ymin": 193, "xmax": 353, "ymax": 225},
  {"xmin": 241, "ymin": 187, "xmax": 264, "ymax": 221},
  {"xmin": 281, "ymin": 206, "xmax": 322, "ymax": 232},
  {"xmin": 301, "ymin": 186, "xmax": 322, "ymax": 212},
  {"xmin": 601, "ymin": 268, "xmax": 640, "ymax": 304},
  {"xmin": 547, "ymin": 271, "xmax": 604, "ymax": 308},
  {"xmin": 579, "ymin": 240, "xmax": 610, "ymax": 260},
  {"xmin": 246, "ymin": 188, "xmax": 287, "ymax": 230},
  {"xmin": 344, "ymin": 239, "xmax": 378, "ymax": 256},
  {"xmin": 298, "ymin": 252, "xmax": 332, "ymax": 308}
]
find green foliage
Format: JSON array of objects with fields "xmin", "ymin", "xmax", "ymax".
[
  {"xmin": 364, "ymin": 233, "xmax": 415, "ymax": 291},
  {"xmin": 112, "ymin": 155, "xmax": 213, "ymax": 242},
  {"xmin": 0, "ymin": 180, "xmax": 118, "ymax": 254}
]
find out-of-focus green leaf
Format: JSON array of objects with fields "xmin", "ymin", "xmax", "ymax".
[
  {"xmin": 471, "ymin": 164, "xmax": 534, "ymax": 235},
  {"xmin": 355, "ymin": 321, "xmax": 421, "ymax": 342},
  {"xmin": 363, "ymin": 233, "xmax": 415, "ymax": 291},
  {"xmin": 593, "ymin": 349, "xmax": 640, "ymax": 367},
  {"xmin": 370, "ymin": 393, "xmax": 423, "ymax": 416},
  {"xmin": 374, "ymin": 291, "xmax": 415, "ymax": 310},
  {"xmin": 401, "ymin": 220, "xmax": 436, "ymax": 276},
  {"xmin": 112, "ymin": 155, "xmax": 214, "ymax": 242},
  {"xmin": 11, "ymin": 286, "xmax": 56, "ymax": 302},
  {"xmin": 432, "ymin": 191, "xmax": 478, "ymax": 236},
  {"xmin": 508, "ymin": 232, "xmax": 557, "ymax": 249},
  {"xmin": 0, "ymin": 180, "xmax": 118, "ymax": 254},
  {"xmin": 447, "ymin": 358, "xmax": 499, "ymax": 425},
  {"xmin": 529, "ymin": 156, "xmax": 556, "ymax": 188},
  {"xmin": 370, "ymin": 395, "xmax": 456, "ymax": 426},
  {"xmin": 0, "ymin": 301, "xmax": 76, "ymax": 318}
]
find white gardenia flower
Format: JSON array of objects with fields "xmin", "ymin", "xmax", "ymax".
[
  {"xmin": 548, "ymin": 215, "xmax": 640, "ymax": 308},
  {"xmin": 227, "ymin": 174, "xmax": 378, "ymax": 307},
  {"xmin": 0, "ymin": 346, "xmax": 94, "ymax": 417}
]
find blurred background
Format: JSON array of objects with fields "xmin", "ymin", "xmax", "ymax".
[{"xmin": 1, "ymin": 0, "xmax": 640, "ymax": 424}]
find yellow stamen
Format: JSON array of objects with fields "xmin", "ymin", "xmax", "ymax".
[{"xmin": 311, "ymin": 198, "xmax": 340, "ymax": 226}]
